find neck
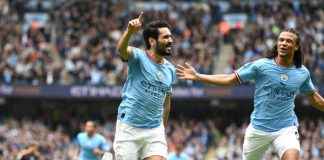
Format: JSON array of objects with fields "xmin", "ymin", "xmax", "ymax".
[
  {"xmin": 87, "ymin": 132, "xmax": 94, "ymax": 137},
  {"xmin": 275, "ymin": 55, "xmax": 293, "ymax": 67},
  {"xmin": 149, "ymin": 48, "xmax": 163, "ymax": 63}
]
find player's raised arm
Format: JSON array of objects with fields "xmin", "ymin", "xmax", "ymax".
[
  {"xmin": 117, "ymin": 11, "xmax": 144, "ymax": 62},
  {"xmin": 176, "ymin": 63, "xmax": 240, "ymax": 86}
]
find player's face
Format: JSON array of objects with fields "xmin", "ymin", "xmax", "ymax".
[
  {"xmin": 155, "ymin": 27, "xmax": 173, "ymax": 56},
  {"xmin": 85, "ymin": 122, "xmax": 95, "ymax": 134},
  {"xmin": 277, "ymin": 32, "xmax": 298, "ymax": 58}
]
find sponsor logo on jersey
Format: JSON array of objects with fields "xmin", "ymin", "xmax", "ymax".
[{"xmin": 140, "ymin": 80, "xmax": 166, "ymax": 100}]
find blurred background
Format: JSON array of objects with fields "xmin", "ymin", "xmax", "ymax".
[{"xmin": 0, "ymin": 0, "xmax": 323, "ymax": 159}]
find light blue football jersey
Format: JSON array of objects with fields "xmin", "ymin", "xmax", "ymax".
[
  {"xmin": 77, "ymin": 132, "xmax": 110, "ymax": 160},
  {"xmin": 168, "ymin": 152, "xmax": 189, "ymax": 160},
  {"xmin": 117, "ymin": 47, "xmax": 177, "ymax": 128},
  {"xmin": 235, "ymin": 58, "xmax": 315, "ymax": 132}
]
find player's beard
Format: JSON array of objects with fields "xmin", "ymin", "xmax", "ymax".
[{"xmin": 156, "ymin": 41, "xmax": 172, "ymax": 56}]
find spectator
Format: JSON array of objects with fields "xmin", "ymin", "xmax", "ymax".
[
  {"xmin": 0, "ymin": 115, "xmax": 323, "ymax": 159},
  {"xmin": 17, "ymin": 141, "xmax": 40, "ymax": 160},
  {"xmin": 225, "ymin": 1, "xmax": 324, "ymax": 84},
  {"xmin": 168, "ymin": 145, "xmax": 189, "ymax": 160},
  {"xmin": 0, "ymin": 0, "xmax": 219, "ymax": 86}
]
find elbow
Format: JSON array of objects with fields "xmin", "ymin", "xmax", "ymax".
[
  {"xmin": 117, "ymin": 43, "xmax": 128, "ymax": 56},
  {"xmin": 116, "ymin": 40, "xmax": 125, "ymax": 53},
  {"xmin": 223, "ymin": 74, "xmax": 237, "ymax": 86},
  {"xmin": 313, "ymin": 95, "xmax": 324, "ymax": 112},
  {"xmin": 116, "ymin": 46, "xmax": 125, "ymax": 57},
  {"xmin": 316, "ymin": 105, "xmax": 324, "ymax": 112},
  {"xmin": 311, "ymin": 101, "xmax": 324, "ymax": 112},
  {"xmin": 317, "ymin": 103, "xmax": 324, "ymax": 112},
  {"xmin": 117, "ymin": 44, "xmax": 122, "ymax": 53},
  {"xmin": 306, "ymin": 92, "xmax": 324, "ymax": 112}
]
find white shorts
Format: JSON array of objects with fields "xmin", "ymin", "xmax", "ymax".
[
  {"xmin": 243, "ymin": 124, "xmax": 300, "ymax": 160},
  {"xmin": 113, "ymin": 120, "xmax": 167, "ymax": 160}
]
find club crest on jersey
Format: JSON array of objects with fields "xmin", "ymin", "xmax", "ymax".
[
  {"xmin": 280, "ymin": 74, "xmax": 288, "ymax": 81},
  {"xmin": 157, "ymin": 71, "xmax": 163, "ymax": 79}
]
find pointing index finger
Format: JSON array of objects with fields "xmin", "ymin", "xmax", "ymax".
[{"xmin": 138, "ymin": 11, "xmax": 144, "ymax": 22}]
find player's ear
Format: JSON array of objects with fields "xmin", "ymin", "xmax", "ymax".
[{"xmin": 149, "ymin": 37, "xmax": 156, "ymax": 47}]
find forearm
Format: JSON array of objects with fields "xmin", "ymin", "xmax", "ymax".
[
  {"xmin": 73, "ymin": 147, "xmax": 80, "ymax": 160},
  {"xmin": 163, "ymin": 95, "xmax": 171, "ymax": 128},
  {"xmin": 195, "ymin": 73, "xmax": 239, "ymax": 86},
  {"xmin": 117, "ymin": 29, "xmax": 133, "ymax": 59},
  {"xmin": 95, "ymin": 149, "xmax": 105, "ymax": 156},
  {"xmin": 310, "ymin": 92, "xmax": 324, "ymax": 111}
]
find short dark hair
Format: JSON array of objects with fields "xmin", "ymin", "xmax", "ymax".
[
  {"xmin": 265, "ymin": 28, "xmax": 303, "ymax": 68},
  {"xmin": 86, "ymin": 120, "xmax": 96, "ymax": 128},
  {"xmin": 143, "ymin": 20, "xmax": 171, "ymax": 49}
]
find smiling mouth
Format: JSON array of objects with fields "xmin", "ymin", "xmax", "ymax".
[
  {"xmin": 166, "ymin": 43, "xmax": 172, "ymax": 50},
  {"xmin": 279, "ymin": 47, "xmax": 287, "ymax": 52}
]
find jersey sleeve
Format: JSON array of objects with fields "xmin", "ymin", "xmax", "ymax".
[
  {"xmin": 166, "ymin": 86, "xmax": 172, "ymax": 95},
  {"xmin": 99, "ymin": 137, "xmax": 110, "ymax": 151},
  {"xmin": 75, "ymin": 134, "xmax": 81, "ymax": 146},
  {"xmin": 235, "ymin": 61, "xmax": 260, "ymax": 84},
  {"xmin": 166, "ymin": 66, "xmax": 177, "ymax": 95},
  {"xmin": 128, "ymin": 47, "xmax": 142, "ymax": 66},
  {"xmin": 299, "ymin": 71, "xmax": 315, "ymax": 94}
]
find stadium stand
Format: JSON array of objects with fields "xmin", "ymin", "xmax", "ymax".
[
  {"xmin": 0, "ymin": 0, "xmax": 323, "ymax": 160},
  {"xmin": 0, "ymin": 108, "xmax": 323, "ymax": 159},
  {"xmin": 223, "ymin": 0, "xmax": 324, "ymax": 85},
  {"xmin": 0, "ymin": 0, "xmax": 218, "ymax": 86}
]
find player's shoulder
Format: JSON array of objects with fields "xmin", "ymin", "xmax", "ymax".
[
  {"xmin": 163, "ymin": 59, "xmax": 175, "ymax": 69},
  {"xmin": 254, "ymin": 58, "xmax": 272, "ymax": 65},
  {"xmin": 240, "ymin": 58, "xmax": 270, "ymax": 69},
  {"xmin": 94, "ymin": 133, "xmax": 105, "ymax": 138},
  {"xmin": 131, "ymin": 47, "xmax": 145, "ymax": 55},
  {"xmin": 95, "ymin": 133, "xmax": 106, "ymax": 140},
  {"xmin": 77, "ymin": 132, "xmax": 87, "ymax": 138},
  {"xmin": 297, "ymin": 65, "xmax": 311, "ymax": 74},
  {"xmin": 243, "ymin": 58, "xmax": 270, "ymax": 66},
  {"xmin": 163, "ymin": 60, "xmax": 176, "ymax": 77}
]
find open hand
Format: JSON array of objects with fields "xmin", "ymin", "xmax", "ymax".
[
  {"xmin": 176, "ymin": 63, "xmax": 198, "ymax": 80},
  {"xmin": 127, "ymin": 11, "xmax": 144, "ymax": 34}
]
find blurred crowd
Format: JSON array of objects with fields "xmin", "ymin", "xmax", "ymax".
[
  {"xmin": 0, "ymin": 119, "xmax": 74, "ymax": 159},
  {"xmin": 0, "ymin": 118, "xmax": 116, "ymax": 160},
  {"xmin": 1, "ymin": 0, "xmax": 323, "ymax": 86},
  {"xmin": 0, "ymin": 0, "xmax": 220, "ymax": 86},
  {"xmin": 224, "ymin": 0, "xmax": 324, "ymax": 84},
  {"xmin": 0, "ymin": 116, "xmax": 323, "ymax": 160},
  {"xmin": 0, "ymin": 0, "xmax": 324, "ymax": 86}
]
